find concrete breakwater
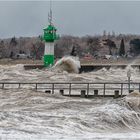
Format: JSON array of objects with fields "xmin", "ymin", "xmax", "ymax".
[
  {"xmin": 24, "ymin": 63, "xmax": 140, "ymax": 72},
  {"xmin": 80, "ymin": 64, "xmax": 140, "ymax": 72}
]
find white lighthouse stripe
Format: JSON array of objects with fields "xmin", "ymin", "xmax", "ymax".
[{"xmin": 44, "ymin": 42, "xmax": 54, "ymax": 55}]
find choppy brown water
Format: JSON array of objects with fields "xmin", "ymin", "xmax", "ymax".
[{"xmin": 0, "ymin": 58, "xmax": 140, "ymax": 139}]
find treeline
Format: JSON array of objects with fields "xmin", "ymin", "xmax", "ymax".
[
  {"xmin": 0, "ymin": 36, "xmax": 44, "ymax": 59},
  {"xmin": 55, "ymin": 34, "xmax": 140, "ymax": 58},
  {"xmin": 0, "ymin": 34, "xmax": 140, "ymax": 59}
]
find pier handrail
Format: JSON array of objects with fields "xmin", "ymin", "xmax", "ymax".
[
  {"xmin": 0, "ymin": 81, "xmax": 139, "ymax": 97},
  {"xmin": 0, "ymin": 81, "xmax": 140, "ymax": 84}
]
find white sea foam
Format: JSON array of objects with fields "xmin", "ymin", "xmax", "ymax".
[
  {"xmin": 0, "ymin": 64, "xmax": 140, "ymax": 139},
  {"xmin": 124, "ymin": 91, "xmax": 140, "ymax": 108},
  {"xmin": 53, "ymin": 56, "xmax": 81, "ymax": 73}
]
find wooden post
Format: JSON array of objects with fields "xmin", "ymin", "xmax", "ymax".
[
  {"xmin": 121, "ymin": 83, "xmax": 123, "ymax": 96},
  {"xmin": 69, "ymin": 83, "xmax": 71, "ymax": 96},
  {"xmin": 2, "ymin": 83, "xmax": 4, "ymax": 89},
  {"xmin": 94, "ymin": 90, "xmax": 98, "ymax": 96},
  {"xmin": 103, "ymin": 84, "xmax": 106, "ymax": 97},
  {"xmin": 87, "ymin": 83, "xmax": 89, "ymax": 97},
  {"xmin": 60, "ymin": 89, "xmax": 64, "ymax": 95},
  {"xmin": 35, "ymin": 83, "xmax": 37, "ymax": 91},
  {"xmin": 18, "ymin": 83, "xmax": 20, "ymax": 88},
  {"xmin": 114, "ymin": 90, "xmax": 119, "ymax": 98},
  {"xmin": 128, "ymin": 77, "xmax": 130, "ymax": 93},
  {"xmin": 52, "ymin": 84, "xmax": 54, "ymax": 94},
  {"xmin": 81, "ymin": 90, "xmax": 86, "ymax": 98}
]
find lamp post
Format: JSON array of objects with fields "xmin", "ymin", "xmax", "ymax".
[{"xmin": 127, "ymin": 69, "xmax": 131, "ymax": 93}]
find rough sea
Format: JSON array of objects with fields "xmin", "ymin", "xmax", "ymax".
[{"xmin": 0, "ymin": 56, "xmax": 140, "ymax": 139}]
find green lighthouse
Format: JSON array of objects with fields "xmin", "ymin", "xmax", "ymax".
[{"xmin": 42, "ymin": 4, "xmax": 58, "ymax": 67}]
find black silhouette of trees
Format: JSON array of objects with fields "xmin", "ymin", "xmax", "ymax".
[
  {"xmin": 130, "ymin": 39, "xmax": 140, "ymax": 55},
  {"xmin": 10, "ymin": 37, "xmax": 17, "ymax": 46},
  {"xmin": 0, "ymin": 40, "xmax": 5, "ymax": 58},
  {"xmin": 102, "ymin": 39, "xmax": 117, "ymax": 55},
  {"xmin": 119, "ymin": 39, "xmax": 125, "ymax": 56}
]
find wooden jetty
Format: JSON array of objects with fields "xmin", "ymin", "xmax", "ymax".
[{"xmin": 0, "ymin": 82, "xmax": 139, "ymax": 98}]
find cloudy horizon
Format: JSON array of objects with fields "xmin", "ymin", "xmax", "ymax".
[{"xmin": 0, "ymin": 1, "xmax": 140, "ymax": 38}]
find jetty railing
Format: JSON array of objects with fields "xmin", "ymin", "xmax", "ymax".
[{"xmin": 0, "ymin": 82, "xmax": 139, "ymax": 97}]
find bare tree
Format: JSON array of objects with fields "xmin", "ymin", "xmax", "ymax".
[
  {"xmin": 30, "ymin": 40, "xmax": 44, "ymax": 59},
  {"xmin": 102, "ymin": 39, "xmax": 117, "ymax": 55}
]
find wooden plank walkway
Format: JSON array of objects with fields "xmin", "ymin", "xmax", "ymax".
[{"xmin": 0, "ymin": 82, "xmax": 139, "ymax": 98}]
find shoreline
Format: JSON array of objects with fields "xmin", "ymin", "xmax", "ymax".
[{"xmin": 0, "ymin": 58, "xmax": 139, "ymax": 65}]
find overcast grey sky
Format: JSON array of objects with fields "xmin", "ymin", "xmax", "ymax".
[{"xmin": 0, "ymin": 1, "xmax": 140, "ymax": 38}]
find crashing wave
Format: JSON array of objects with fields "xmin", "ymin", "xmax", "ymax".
[
  {"xmin": 124, "ymin": 91, "xmax": 140, "ymax": 108},
  {"xmin": 53, "ymin": 56, "xmax": 81, "ymax": 73}
]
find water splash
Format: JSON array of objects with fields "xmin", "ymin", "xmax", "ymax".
[
  {"xmin": 0, "ymin": 64, "xmax": 140, "ymax": 138},
  {"xmin": 53, "ymin": 56, "xmax": 81, "ymax": 73},
  {"xmin": 124, "ymin": 91, "xmax": 140, "ymax": 108}
]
